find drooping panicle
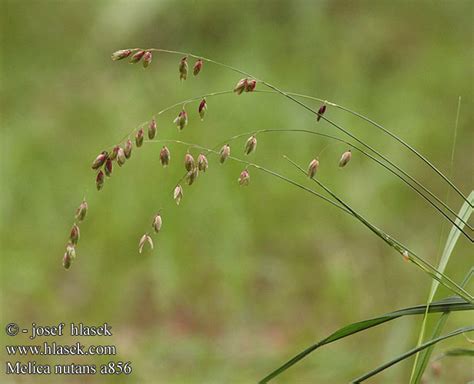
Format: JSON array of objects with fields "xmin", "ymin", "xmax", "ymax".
[
  {"xmin": 111, "ymin": 49, "xmax": 132, "ymax": 61},
  {"xmin": 135, "ymin": 128, "xmax": 144, "ymax": 147},
  {"xmin": 148, "ymin": 118, "xmax": 157, "ymax": 139},
  {"xmin": 184, "ymin": 153, "xmax": 195, "ymax": 172},
  {"xmin": 219, "ymin": 144, "xmax": 231, "ymax": 164},
  {"xmin": 75, "ymin": 200, "xmax": 88, "ymax": 222},
  {"xmin": 91, "ymin": 151, "xmax": 108, "ymax": 170},
  {"xmin": 152, "ymin": 213, "xmax": 162, "ymax": 233},
  {"xmin": 238, "ymin": 169, "xmax": 250, "ymax": 186},
  {"xmin": 198, "ymin": 98, "xmax": 207, "ymax": 120},
  {"xmin": 307, "ymin": 159, "xmax": 319, "ymax": 178},
  {"xmin": 244, "ymin": 135, "xmax": 257, "ymax": 155},
  {"xmin": 193, "ymin": 59, "xmax": 203, "ymax": 76},
  {"xmin": 96, "ymin": 170, "xmax": 105, "ymax": 190},
  {"xmin": 160, "ymin": 146, "xmax": 170, "ymax": 167},
  {"xmin": 339, "ymin": 150, "xmax": 352, "ymax": 168},
  {"xmin": 317, "ymin": 104, "xmax": 327, "ymax": 122},
  {"xmin": 173, "ymin": 185, "xmax": 183, "ymax": 205},
  {"xmin": 130, "ymin": 50, "xmax": 146, "ymax": 64},
  {"xmin": 197, "ymin": 153, "xmax": 209, "ymax": 172},
  {"xmin": 124, "ymin": 139, "xmax": 133, "ymax": 159},
  {"xmin": 179, "ymin": 56, "xmax": 188, "ymax": 80},
  {"xmin": 142, "ymin": 51, "xmax": 152, "ymax": 68},
  {"xmin": 174, "ymin": 109, "xmax": 188, "ymax": 130}
]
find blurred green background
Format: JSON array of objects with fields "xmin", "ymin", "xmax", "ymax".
[{"xmin": 1, "ymin": 0, "xmax": 473, "ymax": 383}]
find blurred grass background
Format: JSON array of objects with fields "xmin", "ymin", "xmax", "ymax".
[{"xmin": 1, "ymin": 0, "xmax": 473, "ymax": 383}]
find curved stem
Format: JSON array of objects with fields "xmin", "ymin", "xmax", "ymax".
[{"xmin": 133, "ymin": 47, "xmax": 472, "ymax": 208}]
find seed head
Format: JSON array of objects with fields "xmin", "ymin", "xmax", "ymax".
[
  {"xmin": 197, "ymin": 153, "xmax": 209, "ymax": 172},
  {"xmin": 186, "ymin": 167, "xmax": 198, "ymax": 186},
  {"xmin": 179, "ymin": 56, "xmax": 188, "ymax": 80},
  {"xmin": 148, "ymin": 118, "xmax": 157, "ymax": 139},
  {"xmin": 117, "ymin": 147, "xmax": 126, "ymax": 166},
  {"xmin": 109, "ymin": 145, "xmax": 119, "ymax": 160},
  {"xmin": 238, "ymin": 169, "xmax": 250, "ymax": 186},
  {"xmin": 174, "ymin": 109, "xmax": 188, "ymax": 130},
  {"xmin": 124, "ymin": 139, "xmax": 133, "ymax": 159},
  {"xmin": 130, "ymin": 50, "xmax": 146, "ymax": 64},
  {"xmin": 184, "ymin": 153, "xmax": 195, "ymax": 172},
  {"xmin": 91, "ymin": 151, "xmax": 108, "ymax": 170},
  {"xmin": 135, "ymin": 128, "xmax": 144, "ymax": 147},
  {"xmin": 96, "ymin": 170, "xmax": 105, "ymax": 190},
  {"xmin": 160, "ymin": 146, "xmax": 171, "ymax": 167},
  {"xmin": 339, "ymin": 150, "xmax": 352, "ymax": 168},
  {"xmin": 142, "ymin": 51, "xmax": 152, "ymax": 68},
  {"xmin": 173, "ymin": 185, "xmax": 184, "ymax": 205},
  {"xmin": 111, "ymin": 49, "xmax": 132, "ymax": 61},
  {"xmin": 307, "ymin": 159, "xmax": 320, "ymax": 178},
  {"xmin": 63, "ymin": 251, "xmax": 72, "ymax": 270},
  {"xmin": 66, "ymin": 243, "xmax": 76, "ymax": 259},
  {"xmin": 69, "ymin": 223, "xmax": 80, "ymax": 245},
  {"xmin": 138, "ymin": 233, "xmax": 154, "ymax": 254},
  {"xmin": 219, "ymin": 144, "xmax": 231, "ymax": 164},
  {"xmin": 244, "ymin": 135, "xmax": 257, "ymax": 155},
  {"xmin": 245, "ymin": 79, "xmax": 257, "ymax": 92},
  {"xmin": 198, "ymin": 98, "xmax": 207, "ymax": 120},
  {"xmin": 152, "ymin": 213, "xmax": 162, "ymax": 233},
  {"xmin": 234, "ymin": 78, "xmax": 248, "ymax": 95},
  {"xmin": 104, "ymin": 158, "xmax": 113, "ymax": 177},
  {"xmin": 317, "ymin": 104, "xmax": 327, "ymax": 122},
  {"xmin": 193, "ymin": 59, "xmax": 203, "ymax": 76},
  {"xmin": 75, "ymin": 200, "xmax": 88, "ymax": 222}
]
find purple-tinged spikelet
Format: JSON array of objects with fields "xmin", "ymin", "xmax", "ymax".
[
  {"xmin": 91, "ymin": 151, "xmax": 108, "ymax": 170},
  {"xmin": 245, "ymin": 79, "xmax": 257, "ymax": 92},
  {"xmin": 160, "ymin": 146, "xmax": 170, "ymax": 167},
  {"xmin": 244, "ymin": 135, "xmax": 257, "ymax": 155},
  {"xmin": 186, "ymin": 167, "xmax": 198, "ymax": 186},
  {"xmin": 219, "ymin": 144, "xmax": 231, "ymax": 164},
  {"xmin": 238, "ymin": 170, "xmax": 250, "ymax": 186},
  {"xmin": 198, "ymin": 98, "xmax": 207, "ymax": 120},
  {"xmin": 193, "ymin": 59, "xmax": 203, "ymax": 76},
  {"xmin": 197, "ymin": 153, "xmax": 209, "ymax": 172},
  {"xmin": 234, "ymin": 78, "xmax": 248, "ymax": 95},
  {"xmin": 96, "ymin": 170, "xmax": 105, "ymax": 190},
  {"xmin": 124, "ymin": 139, "xmax": 133, "ymax": 159},
  {"xmin": 316, "ymin": 104, "xmax": 327, "ymax": 122},
  {"xmin": 339, "ymin": 150, "xmax": 352, "ymax": 168},
  {"xmin": 184, "ymin": 153, "xmax": 195, "ymax": 172},
  {"xmin": 130, "ymin": 50, "xmax": 146, "ymax": 64},
  {"xmin": 109, "ymin": 146, "xmax": 119, "ymax": 161},
  {"xmin": 70, "ymin": 223, "xmax": 80, "ymax": 245},
  {"xmin": 104, "ymin": 158, "xmax": 113, "ymax": 177},
  {"xmin": 135, "ymin": 128, "xmax": 144, "ymax": 147},
  {"xmin": 66, "ymin": 243, "xmax": 76, "ymax": 259},
  {"xmin": 111, "ymin": 49, "xmax": 132, "ymax": 61},
  {"xmin": 174, "ymin": 109, "xmax": 188, "ymax": 130},
  {"xmin": 63, "ymin": 251, "xmax": 72, "ymax": 269},
  {"xmin": 142, "ymin": 51, "xmax": 152, "ymax": 68},
  {"xmin": 117, "ymin": 147, "xmax": 126, "ymax": 166},
  {"xmin": 148, "ymin": 118, "xmax": 157, "ymax": 139}
]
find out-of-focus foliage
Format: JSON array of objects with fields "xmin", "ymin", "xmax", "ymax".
[{"xmin": 1, "ymin": 1, "xmax": 472, "ymax": 383}]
